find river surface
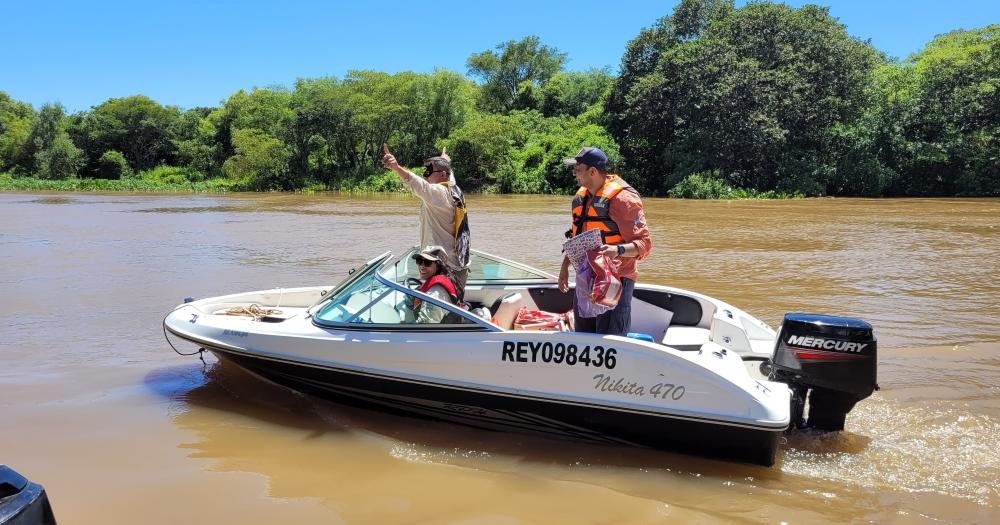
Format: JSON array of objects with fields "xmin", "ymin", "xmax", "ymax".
[{"xmin": 1, "ymin": 192, "xmax": 998, "ymax": 524}]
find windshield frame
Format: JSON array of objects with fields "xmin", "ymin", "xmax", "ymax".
[
  {"xmin": 311, "ymin": 259, "xmax": 499, "ymax": 332},
  {"xmin": 306, "ymin": 251, "xmax": 393, "ymax": 312}
]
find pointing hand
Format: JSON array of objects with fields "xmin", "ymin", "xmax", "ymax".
[{"xmin": 382, "ymin": 143, "xmax": 398, "ymax": 170}]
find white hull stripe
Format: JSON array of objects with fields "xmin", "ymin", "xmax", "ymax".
[{"xmin": 167, "ymin": 328, "xmax": 787, "ymax": 431}]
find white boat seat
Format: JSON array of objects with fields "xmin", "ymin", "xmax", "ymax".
[
  {"xmin": 491, "ymin": 292, "xmax": 525, "ymax": 330},
  {"xmin": 662, "ymin": 326, "xmax": 711, "ymax": 351}
]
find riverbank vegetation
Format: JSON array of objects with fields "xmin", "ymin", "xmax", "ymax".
[{"xmin": 1, "ymin": 1, "xmax": 996, "ymax": 197}]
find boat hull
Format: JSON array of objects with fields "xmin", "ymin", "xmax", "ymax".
[{"xmin": 208, "ymin": 345, "xmax": 782, "ymax": 466}]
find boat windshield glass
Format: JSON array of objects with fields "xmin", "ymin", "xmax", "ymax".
[
  {"xmin": 313, "ymin": 267, "xmax": 388, "ymax": 324},
  {"xmin": 468, "ymin": 251, "xmax": 554, "ymax": 281},
  {"xmin": 314, "ymin": 266, "xmax": 481, "ymax": 327},
  {"xmin": 380, "ymin": 248, "xmax": 554, "ymax": 284}
]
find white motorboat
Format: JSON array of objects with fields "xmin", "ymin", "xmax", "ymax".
[{"xmin": 163, "ymin": 248, "xmax": 878, "ymax": 466}]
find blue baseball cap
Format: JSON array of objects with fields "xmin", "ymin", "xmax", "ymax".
[{"xmin": 563, "ymin": 147, "xmax": 608, "ymax": 170}]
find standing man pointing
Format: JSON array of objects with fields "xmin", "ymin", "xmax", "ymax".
[{"xmin": 382, "ymin": 144, "xmax": 471, "ymax": 299}]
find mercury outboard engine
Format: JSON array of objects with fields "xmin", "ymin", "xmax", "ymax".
[
  {"xmin": 0, "ymin": 465, "xmax": 57, "ymax": 525},
  {"xmin": 767, "ymin": 313, "xmax": 878, "ymax": 431}
]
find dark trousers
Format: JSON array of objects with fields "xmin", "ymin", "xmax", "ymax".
[{"xmin": 574, "ymin": 278, "xmax": 634, "ymax": 337}]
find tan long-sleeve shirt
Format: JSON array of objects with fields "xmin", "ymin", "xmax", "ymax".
[{"xmin": 401, "ymin": 171, "xmax": 467, "ymax": 270}]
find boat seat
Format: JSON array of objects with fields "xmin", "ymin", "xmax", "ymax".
[
  {"xmin": 491, "ymin": 292, "xmax": 525, "ymax": 330},
  {"xmin": 662, "ymin": 326, "xmax": 711, "ymax": 351}
]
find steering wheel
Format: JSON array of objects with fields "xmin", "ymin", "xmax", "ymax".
[{"xmin": 405, "ymin": 277, "xmax": 422, "ymax": 290}]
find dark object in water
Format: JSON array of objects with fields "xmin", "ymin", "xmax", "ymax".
[
  {"xmin": 769, "ymin": 313, "xmax": 879, "ymax": 431},
  {"xmin": 0, "ymin": 465, "xmax": 57, "ymax": 525}
]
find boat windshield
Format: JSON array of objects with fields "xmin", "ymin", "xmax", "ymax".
[
  {"xmin": 379, "ymin": 247, "xmax": 556, "ymax": 285},
  {"xmin": 313, "ymin": 260, "xmax": 486, "ymax": 328}
]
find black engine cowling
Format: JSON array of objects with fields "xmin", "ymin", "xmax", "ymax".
[{"xmin": 768, "ymin": 313, "xmax": 878, "ymax": 431}]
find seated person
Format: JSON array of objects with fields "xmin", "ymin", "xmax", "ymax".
[{"xmin": 412, "ymin": 246, "xmax": 459, "ymax": 323}]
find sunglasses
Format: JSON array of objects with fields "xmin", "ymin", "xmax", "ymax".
[
  {"xmin": 423, "ymin": 168, "xmax": 446, "ymax": 178},
  {"xmin": 415, "ymin": 258, "xmax": 437, "ymax": 267}
]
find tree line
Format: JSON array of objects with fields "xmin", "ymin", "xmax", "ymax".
[{"xmin": 1, "ymin": 0, "xmax": 997, "ymax": 197}]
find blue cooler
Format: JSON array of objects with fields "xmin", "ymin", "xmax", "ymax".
[{"xmin": 626, "ymin": 332, "xmax": 655, "ymax": 343}]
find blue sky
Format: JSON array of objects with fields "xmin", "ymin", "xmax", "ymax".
[{"xmin": 4, "ymin": 0, "xmax": 998, "ymax": 112}]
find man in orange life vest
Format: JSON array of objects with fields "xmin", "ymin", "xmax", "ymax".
[{"xmin": 558, "ymin": 147, "xmax": 652, "ymax": 336}]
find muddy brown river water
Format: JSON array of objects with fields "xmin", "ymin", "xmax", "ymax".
[{"xmin": 1, "ymin": 192, "xmax": 998, "ymax": 524}]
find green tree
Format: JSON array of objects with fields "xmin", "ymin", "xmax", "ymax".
[
  {"xmin": 35, "ymin": 134, "xmax": 84, "ymax": 180},
  {"xmin": 440, "ymin": 113, "xmax": 527, "ymax": 191},
  {"xmin": 885, "ymin": 25, "xmax": 1000, "ymax": 196},
  {"xmin": 222, "ymin": 127, "xmax": 294, "ymax": 190},
  {"xmin": 605, "ymin": 1, "xmax": 733, "ymax": 154},
  {"xmin": 19, "ymin": 103, "xmax": 84, "ymax": 179},
  {"xmin": 0, "ymin": 92, "xmax": 35, "ymax": 174},
  {"xmin": 344, "ymin": 71, "xmax": 426, "ymax": 169},
  {"xmin": 607, "ymin": 1, "xmax": 883, "ymax": 195},
  {"xmin": 825, "ymin": 64, "xmax": 910, "ymax": 196},
  {"xmin": 70, "ymin": 95, "xmax": 181, "ymax": 174},
  {"xmin": 97, "ymin": 150, "xmax": 131, "ymax": 179},
  {"xmin": 222, "ymin": 88, "xmax": 294, "ymax": 139},
  {"xmin": 171, "ymin": 108, "xmax": 219, "ymax": 178},
  {"xmin": 290, "ymin": 70, "xmax": 476, "ymax": 187},
  {"xmin": 467, "ymin": 36, "xmax": 567, "ymax": 113},
  {"xmin": 209, "ymin": 88, "xmax": 294, "ymax": 174},
  {"xmin": 394, "ymin": 69, "xmax": 478, "ymax": 164},
  {"xmin": 671, "ymin": 0, "xmax": 734, "ymax": 39},
  {"xmin": 23, "ymin": 104, "xmax": 64, "ymax": 168},
  {"xmin": 540, "ymin": 69, "xmax": 613, "ymax": 118},
  {"xmin": 290, "ymin": 77, "xmax": 358, "ymax": 184},
  {"xmin": 503, "ymin": 110, "xmax": 621, "ymax": 193}
]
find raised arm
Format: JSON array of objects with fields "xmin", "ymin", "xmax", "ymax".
[{"xmin": 383, "ymin": 143, "xmax": 413, "ymax": 183}]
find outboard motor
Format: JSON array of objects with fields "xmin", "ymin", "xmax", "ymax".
[
  {"xmin": 768, "ymin": 314, "xmax": 878, "ymax": 431},
  {"xmin": 0, "ymin": 465, "xmax": 57, "ymax": 525}
]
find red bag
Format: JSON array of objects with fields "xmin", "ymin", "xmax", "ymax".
[
  {"xmin": 587, "ymin": 249, "xmax": 622, "ymax": 308},
  {"xmin": 514, "ymin": 307, "xmax": 570, "ymax": 331}
]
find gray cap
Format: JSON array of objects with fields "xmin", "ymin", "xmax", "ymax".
[{"xmin": 413, "ymin": 245, "xmax": 449, "ymax": 264}]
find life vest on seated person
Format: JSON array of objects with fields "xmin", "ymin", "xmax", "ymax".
[
  {"xmin": 569, "ymin": 176, "xmax": 639, "ymax": 244},
  {"xmin": 414, "ymin": 275, "xmax": 458, "ymax": 308}
]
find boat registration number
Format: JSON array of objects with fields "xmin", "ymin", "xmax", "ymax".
[{"xmin": 501, "ymin": 341, "xmax": 617, "ymax": 369}]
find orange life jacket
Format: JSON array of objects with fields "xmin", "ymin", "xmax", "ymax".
[{"xmin": 569, "ymin": 176, "xmax": 638, "ymax": 244}]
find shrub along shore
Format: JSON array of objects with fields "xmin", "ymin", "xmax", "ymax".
[
  {"xmin": 0, "ymin": 170, "xmax": 804, "ymax": 198},
  {"xmin": 2, "ymin": 2, "xmax": 996, "ymax": 199}
]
